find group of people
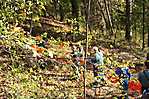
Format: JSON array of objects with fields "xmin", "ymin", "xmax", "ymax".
[
  {"xmin": 136, "ymin": 53, "xmax": 149, "ymax": 98},
  {"xmin": 127, "ymin": 55, "xmax": 149, "ymax": 98},
  {"xmin": 70, "ymin": 43, "xmax": 104, "ymax": 82},
  {"xmin": 70, "ymin": 43, "xmax": 149, "ymax": 98}
]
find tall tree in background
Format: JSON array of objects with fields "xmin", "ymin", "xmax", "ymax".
[
  {"xmin": 142, "ymin": 0, "xmax": 145, "ymax": 49},
  {"xmin": 70, "ymin": 0, "xmax": 80, "ymax": 32},
  {"xmin": 59, "ymin": 2, "xmax": 64, "ymax": 21},
  {"xmin": 148, "ymin": 26, "xmax": 149, "ymax": 47},
  {"xmin": 103, "ymin": 0, "xmax": 114, "ymax": 36},
  {"xmin": 125, "ymin": 0, "xmax": 131, "ymax": 40},
  {"xmin": 70, "ymin": 0, "xmax": 80, "ymax": 19},
  {"xmin": 97, "ymin": 0, "xmax": 111, "ymax": 36},
  {"xmin": 148, "ymin": 24, "xmax": 149, "ymax": 47},
  {"xmin": 53, "ymin": 0, "xmax": 58, "ymax": 18}
]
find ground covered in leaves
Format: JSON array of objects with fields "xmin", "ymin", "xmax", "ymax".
[{"xmin": 0, "ymin": 25, "xmax": 147, "ymax": 98}]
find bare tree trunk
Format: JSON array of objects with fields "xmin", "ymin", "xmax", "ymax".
[
  {"xmin": 84, "ymin": 1, "xmax": 91, "ymax": 98},
  {"xmin": 125, "ymin": 0, "xmax": 131, "ymax": 41},
  {"xmin": 107, "ymin": 0, "xmax": 113, "ymax": 25},
  {"xmin": 142, "ymin": 0, "xmax": 145, "ymax": 50},
  {"xmin": 97, "ymin": 0, "xmax": 114, "ymax": 39},
  {"xmin": 59, "ymin": 3, "xmax": 64, "ymax": 21},
  {"xmin": 97, "ymin": 1, "xmax": 109, "ymax": 33},
  {"xmin": 103, "ymin": 0, "xmax": 113, "ymax": 35},
  {"xmin": 70, "ymin": 0, "xmax": 80, "ymax": 19},
  {"xmin": 53, "ymin": 0, "xmax": 58, "ymax": 18},
  {"xmin": 148, "ymin": 27, "xmax": 149, "ymax": 47}
]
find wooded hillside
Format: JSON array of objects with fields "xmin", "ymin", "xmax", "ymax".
[{"xmin": 0, "ymin": 0, "xmax": 148, "ymax": 98}]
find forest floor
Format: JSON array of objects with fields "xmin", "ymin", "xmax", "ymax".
[{"xmin": 0, "ymin": 25, "xmax": 148, "ymax": 98}]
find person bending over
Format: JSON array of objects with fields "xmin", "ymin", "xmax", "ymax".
[{"xmin": 138, "ymin": 53, "xmax": 149, "ymax": 98}]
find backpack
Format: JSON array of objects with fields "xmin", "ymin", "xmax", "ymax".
[{"xmin": 128, "ymin": 78, "xmax": 142, "ymax": 97}]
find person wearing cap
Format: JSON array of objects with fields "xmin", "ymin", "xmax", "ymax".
[{"xmin": 90, "ymin": 46, "xmax": 104, "ymax": 85}]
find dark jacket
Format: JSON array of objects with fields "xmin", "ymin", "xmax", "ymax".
[{"xmin": 138, "ymin": 70, "xmax": 149, "ymax": 89}]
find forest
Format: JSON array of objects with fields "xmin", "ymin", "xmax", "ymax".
[{"xmin": 0, "ymin": 0, "xmax": 149, "ymax": 98}]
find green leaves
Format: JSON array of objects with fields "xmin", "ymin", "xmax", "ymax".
[{"xmin": 0, "ymin": 0, "xmax": 46, "ymax": 26}]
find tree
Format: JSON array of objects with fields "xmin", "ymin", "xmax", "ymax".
[
  {"xmin": 103, "ymin": 0, "xmax": 114, "ymax": 35},
  {"xmin": 0, "ymin": 0, "xmax": 46, "ymax": 27},
  {"xmin": 70, "ymin": 0, "xmax": 80, "ymax": 19},
  {"xmin": 53, "ymin": 0, "xmax": 59, "ymax": 18},
  {"xmin": 142, "ymin": 0, "xmax": 145, "ymax": 49},
  {"xmin": 148, "ymin": 26, "xmax": 149, "ymax": 47},
  {"xmin": 59, "ymin": 1, "xmax": 64, "ymax": 21},
  {"xmin": 125, "ymin": 0, "xmax": 131, "ymax": 40}
]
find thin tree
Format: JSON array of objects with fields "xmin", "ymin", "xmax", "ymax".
[
  {"xmin": 70, "ymin": 0, "xmax": 80, "ymax": 40},
  {"xmin": 103, "ymin": 0, "xmax": 114, "ymax": 35},
  {"xmin": 29, "ymin": 0, "xmax": 33, "ymax": 34},
  {"xmin": 59, "ymin": 2, "xmax": 64, "ymax": 21},
  {"xmin": 125, "ymin": 0, "xmax": 131, "ymax": 40},
  {"xmin": 84, "ymin": 0, "xmax": 91, "ymax": 98},
  {"xmin": 70, "ymin": 0, "xmax": 80, "ymax": 19},
  {"xmin": 53, "ymin": 0, "xmax": 58, "ymax": 18},
  {"xmin": 148, "ymin": 26, "xmax": 149, "ymax": 47},
  {"xmin": 97, "ymin": 1, "xmax": 109, "ymax": 33},
  {"xmin": 142, "ymin": 0, "xmax": 145, "ymax": 50}
]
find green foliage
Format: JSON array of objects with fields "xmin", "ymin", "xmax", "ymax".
[
  {"xmin": 0, "ymin": 27, "xmax": 35, "ymax": 69},
  {"xmin": 0, "ymin": 24, "xmax": 82, "ymax": 98},
  {"xmin": 0, "ymin": 0, "xmax": 148, "ymax": 98},
  {"xmin": 0, "ymin": 0, "xmax": 46, "ymax": 26}
]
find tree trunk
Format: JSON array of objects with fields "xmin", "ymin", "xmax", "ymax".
[
  {"xmin": 84, "ymin": 0, "xmax": 91, "ymax": 98},
  {"xmin": 70, "ymin": 0, "xmax": 80, "ymax": 19},
  {"xmin": 148, "ymin": 26, "xmax": 149, "ymax": 47},
  {"xmin": 103, "ymin": 0, "xmax": 113, "ymax": 35},
  {"xmin": 59, "ymin": 3, "xmax": 64, "ymax": 21},
  {"xmin": 142, "ymin": 0, "xmax": 145, "ymax": 50},
  {"xmin": 125, "ymin": 0, "xmax": 131, "ymax": 40},
  {"xmin": 53, "ymin": 0, "xmax": 58, "ymax": 18},
  {"xmin": 97, "ymin": 1, "xmax": 109, "ymax": 33}
]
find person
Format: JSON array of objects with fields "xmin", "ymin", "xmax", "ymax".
[
  {"xmin": 128, "ymin": 63, "xmax": 143, "ymax": 98},
  {"xmin": 69, "ymin": 43, "xmax": 84, "ymax": 79},
  {"xmin": 69, "ymin": 43, "xmax": 84, "ymax": 60},
  {"xmin": 138, "ymin": 53, "xmax": 149, "ymax": 98},
  {"xmin": 69, "ymin": 43, "xmax": 77, "ymax": 57},
  {"xmin": 90, "ymin": 46, "xmax": 104, "ymax": 85},
  {"xmin": 90, "ymin": 46, "xmax": 104, "ymax": 65},
  {"xmin": 135, "ymin": 63, "xmax": 144, "ymax": 73}
]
